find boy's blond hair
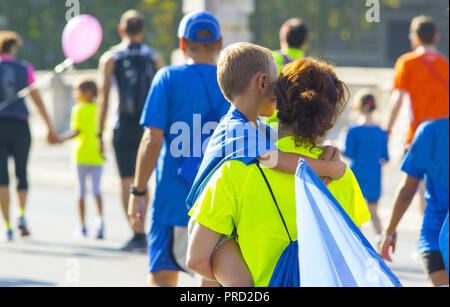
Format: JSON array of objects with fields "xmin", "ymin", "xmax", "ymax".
[
  {"xmin": 0, "ymin": 31, "xmax": 23, "ymax": 54},
  {"xmin": 217, "ymin": 42, "xmax": 275, "ymax": 101}
]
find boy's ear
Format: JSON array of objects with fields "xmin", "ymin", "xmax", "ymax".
[
  {"xmin": 257, "ymin": 72, "xmax": 268, "ymax": 91},
  {"xmin": 180, "ymin": 38, "xmax": 187, "ymax": 52},
  {"xmin": 118, "ymin": 26, "xmax": 126, "ymax": 38}
]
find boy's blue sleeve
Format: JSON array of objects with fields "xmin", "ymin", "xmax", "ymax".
[
  {"xmin": 229, "ymin": 122, "xmax": 278, "ymax": 165},
  {"xmin": 400, "ymin": 124, "xmax": 431, "ymax": 180},
  {"xmin": 140, "ymin": 68, "xmax": 170, "ymax": 131}
]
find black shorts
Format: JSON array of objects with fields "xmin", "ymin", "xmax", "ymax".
[
  {"xmin": 113, "ymin": 125, "xmax": 144, "ymax": 178},
  {"xmin": 0, "ymin": 118, "xmax": 31, "ymax": 190},
  {"xmin": 422, "ymin": 250, "xmax": 446, "ymax": 275}
]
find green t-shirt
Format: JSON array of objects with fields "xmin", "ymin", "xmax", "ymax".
[
  {"xmin": 189, "ymin": 137, "xmax": 370, "ymax": 287},
  {"xmin": 272, "ymin": 48, "xmax": 306, "ymax": 74},
  {"xmin": 70, "ymin": 102, "xmax": 104, "ymax": 166}
]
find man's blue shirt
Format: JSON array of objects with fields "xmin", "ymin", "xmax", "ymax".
[{"xmin": 140, "ymin": 64, "xmax": 230, "ymax": 226}]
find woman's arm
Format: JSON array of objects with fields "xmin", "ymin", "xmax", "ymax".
[{"xmin": 29, "ymin": 88, "xmax": 57, "ymax": 144}]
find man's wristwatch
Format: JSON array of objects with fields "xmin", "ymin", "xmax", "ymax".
[{"xmin": 130, "ymin": 185, "xmax": 147, "ymax": 196}]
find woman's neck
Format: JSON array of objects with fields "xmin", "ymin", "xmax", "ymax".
[{"xmin": 278, "ymin": 123, "xmax": 295, "ymax": 140}]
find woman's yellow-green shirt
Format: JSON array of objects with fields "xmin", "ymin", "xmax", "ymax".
[{"xmin": 190, "ymin": 137, "xmax": 370, "ymax": 287}]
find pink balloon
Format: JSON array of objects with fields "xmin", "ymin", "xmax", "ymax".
[{"xmin": 62, "ymin": 15, "xmax": 103, "ymax": 64}]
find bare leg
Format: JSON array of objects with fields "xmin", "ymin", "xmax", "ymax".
[
  {"xmin": 17, "ymin": 189, "xmax": 27, "ymax": 217},
  {"xmin": 94, "ymin": 195, "xmax": 103, "ymax": 218},
  {"xmin": 148, "ymin": 271, "xmax": 179, "ymax": 287},
  {"xmin": 79, "ymin": 199, "xmax": 86, "ymax": 227},
  {"xmin": 368, "ymin": 202, "xmax": 382, "ymax": 236},
  {"xmin": 200, "ymin": 279, "xmax": 220, "ymax": 287},
  {"xmin": 211, "ymin": 239, "xmax": 254, "ymax": 287},
  {"xmin": 0, "ymin": 186, "xmax": 10, "ymax": 227},
  {"xmin": 429, "ymin": 270, "xmax": 449, "ymax": 287}
]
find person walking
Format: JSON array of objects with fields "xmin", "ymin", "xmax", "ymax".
[
  {"xmin": 0, "ymin": 31, "xmax": 57, "ymax": 241},
  {"xmin": 98, "ymin": 10, "xmax": 165, "ymax": 251}
]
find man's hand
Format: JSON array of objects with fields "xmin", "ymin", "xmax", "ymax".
[
  {"xmin": 378, "ymin": 232, "xmax": 397, "ymax": 262},
  {"xmin": 128, "ymin": 194, "xmax": 145, "ymax": 233}
]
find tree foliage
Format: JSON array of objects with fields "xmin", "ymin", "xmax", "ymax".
[{"xmin": 0, "ymin": 0, "xmax": 182, "ymax": 70}]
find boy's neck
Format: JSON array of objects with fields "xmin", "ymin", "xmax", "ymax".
[
  {"xmin": 185, "ymin": 55, "xmax": 216, "ymax": 66},
  {"xmin": 232, "ymin": 94, "xmax": 260, "ymax": 126}
]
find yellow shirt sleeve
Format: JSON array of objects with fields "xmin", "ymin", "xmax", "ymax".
[
  {"xmin": 328, "ymin": 168, "xmax": 371, "ymax": 227},
  {"xmin": 189, "ymin": 162, "xmax": 237, "ymax": 237}
]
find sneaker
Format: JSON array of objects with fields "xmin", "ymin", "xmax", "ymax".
[
  {"xmin": 6, "ymin": 229, "xmax": 13, "ymax": 242},
  {"xmin": 120, "ymin": 233, "xmax": 147, "ymax": 253},
  {"xmin": 81, "ymin": 226, "xmax": 88, "ymax": 238},
  {"xmin": 17, "ymin": 217, "xmax": 30, "ymax": 237},
  {"xmin": 95, "ymin": 220, "xmax": 105, "ymax": 240}
]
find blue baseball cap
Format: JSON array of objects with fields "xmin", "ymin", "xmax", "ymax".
[{"xmin": 178, "ymin": 11, "xmax": 222, "ymax": 43}]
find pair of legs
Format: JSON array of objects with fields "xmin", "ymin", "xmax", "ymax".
[
  {"xmin": 113, "ymin": 127, "xmax": 148, "ymax": 249},
  {"xmin": 76, "ymin": 164, "xmax": 103, "ymax": 234},
  {"xmin": 0, "ymin": 119, "xmax": 31, "ymax": 237}
]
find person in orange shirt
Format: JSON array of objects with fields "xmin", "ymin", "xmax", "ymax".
[
  {"xmin": 386, "ymin": 16, "xmax": 449, "ymax": 216},
  {"xmin": 387, "ymin": 15, "xmax": 449, "ymax": 146}
]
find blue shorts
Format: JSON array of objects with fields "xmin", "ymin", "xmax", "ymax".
[
  {"xmin": 418, "ymin": 208, "xmax": 448, "ymax": 255},
  {"xmin": 148, "ymin": 220, "xmax": 190, "ymax": 274},
  {"xmin": 358, "ymin": 178, "xmax": 381, "ymax": 203}
]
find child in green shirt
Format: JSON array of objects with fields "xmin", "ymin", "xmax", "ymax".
[{"xmin": 57, "ymin": 80, "xmax": 105, "ymax": 239}]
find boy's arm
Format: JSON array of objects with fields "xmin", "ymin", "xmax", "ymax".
[
  {"xmin": 186, "ymin": 222, "xmax": 222, "ymax": 281},
  {"xmin": 258, "ymin": 150, "xmax": 347, "ymax": 180}
]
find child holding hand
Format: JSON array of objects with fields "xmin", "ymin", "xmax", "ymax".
[{"xmin": 58, "ymin": 80, "xmax": 105, "ymax": 239}]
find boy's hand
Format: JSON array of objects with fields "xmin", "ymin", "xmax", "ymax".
[{"xmin": 319, "ymin": 146, "xmax": 344, "ymax": 184}]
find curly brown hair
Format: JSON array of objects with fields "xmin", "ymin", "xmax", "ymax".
[{"xmin": 276, "ymin": 58, "xmax": 349, "ymax": 148}]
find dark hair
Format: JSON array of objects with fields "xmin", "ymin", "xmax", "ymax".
[
  {"xmin": 276, "ymin": 58, "xmax": 349, "ymax": 148},
  {"xmin": 120, "ymin": 10, "xmax": 144, "ymax": 36},
  {"xmin": 185, "ymin": 30, "xmax": 221, "ymax": 54},
  {"xmin": 76, "ymin": 79, "xmax": 98, "ymax": 99},
  {"xmin": 0, "ymin": 31, "xmax": 23, "ymax": 54},
  {"xmin": 280, "ymin": 18, "xmax": 309, "ymax": 49},
  {"xmin": 359, "ymin": 93, "xmax": 376, "ymax": 113},
  {"xmin": 411, "ymin": 16, "xmax": 437, "ymax": 45}
]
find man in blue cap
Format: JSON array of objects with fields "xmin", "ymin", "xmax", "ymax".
[{"xmin": 127, "ymin": 11, "xmax": 230, "ymax": 287}]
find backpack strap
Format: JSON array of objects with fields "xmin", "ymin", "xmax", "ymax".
[
  {"xmin": 418, "ymin": 55, "xmax": 449, "ymax": 90},
  {"xmin": 257, "ymin": 163, "xmax": 293, "ymax": 243},
  {"xmin": 276, "ymin": 50, "xmax": 292, "ymax": 65}
]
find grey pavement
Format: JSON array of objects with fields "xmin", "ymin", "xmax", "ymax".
[{"xmin": 0, "ymin": 136, "xmax": 430, "ymax": 287}]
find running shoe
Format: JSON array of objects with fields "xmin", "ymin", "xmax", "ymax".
[
  {"xmin": 81, "ymin": 226, "xmax": 88, "ymax": 238},
  {"xmin": 17, "ymin": 217, "xmax": 30, "ymax": 237},
  {"xmin": 120, "ymin": 233, "xmax": 147, "ymax": 253},
  {"xmin": 6, "ymin": 229, "xmax": 13, "ymax": 242},
  {"xmin": 95, "ymin": 219, "xmax": 105, "ymax": 240}
]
